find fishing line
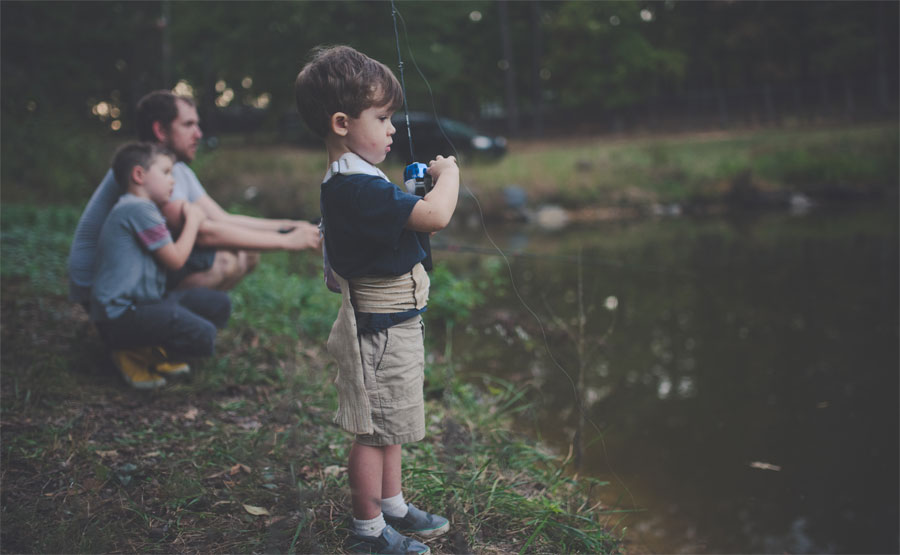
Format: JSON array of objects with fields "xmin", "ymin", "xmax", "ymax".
[{"xmin": 390, "ymin": 4, "xmax": 637, "ymax": 514}]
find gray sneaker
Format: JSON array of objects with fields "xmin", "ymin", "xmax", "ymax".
[
  {"xmin": 346, "ymin": 524, "xmax": 431, "ymax": 554},
  {"xmin": 384, "ymin": 503, "xmax": 450, "ymax": 539}
]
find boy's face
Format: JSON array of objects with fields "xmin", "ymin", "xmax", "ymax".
[
  {"xmin": 346, "ymin": 104, "xmax": 396, "ymax": 165},
  {"xmin": 142, "ymin": 155, "xmax": 176, "ymax": 206}
]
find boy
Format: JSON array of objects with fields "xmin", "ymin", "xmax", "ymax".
[
  {"xmin": 90, "ymin": 142, "xmax": 231, "ymax": 389},
  {"xmin": 295, "ymin": 46, "xmax": 459, "ymax": 554}
]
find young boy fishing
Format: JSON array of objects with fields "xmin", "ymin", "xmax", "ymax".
[
  {"xmin": 295, "ymin": 45, "xmax": 459, "ymax": 554},
  {"xmin": 90, "ymin": 142, "xmax": 231, "ymax": 388}
]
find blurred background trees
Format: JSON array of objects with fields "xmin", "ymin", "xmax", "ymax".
[{"xmin": 2, "ymin": 0, "xmax": 897, "ymax": 197}]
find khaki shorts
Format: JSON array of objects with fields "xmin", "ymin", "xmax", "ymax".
[{"xmin": 355, "ymin": 315, "xmax": 426, "ymax": 446}]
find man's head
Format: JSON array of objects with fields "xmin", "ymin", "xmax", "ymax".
[
  {"xmin": 112, "ymin": 142, "xmax": 176, "ymax": 205},
  {"xmin": 136, "ymin": 90, "xmax": 202, "ymax": 163},
  {"xmin": 294, "ymin": 45, "xmax": 404, "ymax": 140}
]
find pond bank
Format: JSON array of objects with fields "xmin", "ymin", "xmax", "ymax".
[
  {"xmin": 183, "ymin": 122, "xmax": 898, "ymax": 228},
  {"xmin": 0, "ymin": 203, "xmax": 622, "ymax": 553}
]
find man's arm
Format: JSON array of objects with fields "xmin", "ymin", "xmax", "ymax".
[
  {"xmin": 163, "ymin": 197, "xmax": 321, "ymax": 252},
  {"xmin": 406, "ymin": 156, "xmax": 459, "ymax": 233},
  {"xmin": 194, "ymin": 195, "xmax": 295, "ymax": 232},
  {"xmin": 195, "ymin": 218, "xmax": 320, "ymax": 251}
]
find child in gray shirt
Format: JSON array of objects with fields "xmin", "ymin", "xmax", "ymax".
[{"xmin": 91, "ymin": 142, "xmax": 231, "ymax": 389}]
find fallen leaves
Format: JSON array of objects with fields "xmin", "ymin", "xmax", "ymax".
[
  {"xmin": 206, "ymin": 463, "xmax": 252, "ymax": 480},
  {"xmin": 749, "ymin": 461, "xmax": 782, "ymax": 471},
  {"xmin": 242, "ymin": 503, "xmax": 270, "ymax": 516}
]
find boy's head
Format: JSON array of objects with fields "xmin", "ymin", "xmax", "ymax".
[
  {"xmin": 112, "ymin": 142, "xmax": 176, "ymax": 205},
  {"xmin": 294, "ymin": 45, "xmax": 404, "ymax": 139},
  {"xmin": 136, "ymin": 90, "xmax": 202, "ymax": 163}
]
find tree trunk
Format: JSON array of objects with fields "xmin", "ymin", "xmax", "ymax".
[{"xmin": 497, "ymin": 0, "xmax": 519, "ymax": 136}]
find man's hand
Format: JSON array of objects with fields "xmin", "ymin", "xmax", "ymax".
[{"xmin": 281, "ymin": 221, "xmax": 322, "ymax": 251}]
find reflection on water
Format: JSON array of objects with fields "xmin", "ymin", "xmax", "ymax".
[{"xmin": 432, "ymin": 206, "xmax": 899, "ymax": 554}]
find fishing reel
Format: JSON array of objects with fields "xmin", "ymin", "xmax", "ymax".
[{"xmin": 403, "ymin": 162, "xmax": 433, "ymax": 197}]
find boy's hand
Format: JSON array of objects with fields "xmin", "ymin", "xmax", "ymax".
[
  {"xmin": 183, "ymin": 202, "xmax": 207, "ymax": 225},
  {"xmin": 161, "ymin": 200, "xmax": 186, "ymax": 233},
  {"xmin": 426, "ymin": 155, "xmax": 458, "ymax": 183},
  {"xmin": 281, "ymin": 221, "xmax": 322, "ymax": 251}
]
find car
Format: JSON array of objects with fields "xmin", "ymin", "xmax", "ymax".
[{"xmin": 389, "ymin": 112, "xmax": 506, "ymax": 164}]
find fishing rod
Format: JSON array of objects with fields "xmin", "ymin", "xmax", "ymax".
[
  {"xmin": 388, "ymin": 2, "xmax": 638, "ymax": 512},
  {"xmin": 391, "ymin": 0, "xmax": 432, "ymax": 199}
]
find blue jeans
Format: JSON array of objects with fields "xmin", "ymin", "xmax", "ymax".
[{"xmin": 95, "ymin": 288, "xmax": 231, "ymax": 357}]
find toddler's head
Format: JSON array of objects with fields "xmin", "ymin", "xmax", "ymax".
[
  {"xmin": 295, "ymin": 45, "xmax": 404, "ymax": 139},
  {"xmin": 112, "ymin": 142, "xmax": 174, "ymax": 190}
]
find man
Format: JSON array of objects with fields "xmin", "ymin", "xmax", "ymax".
[
  {"xmin": 69, "ymin": 90, "xmax": 321, "ymax": 305},
  {"xmin": 68, "ymin": 90, "xmax": 320, "ymax": 388}
]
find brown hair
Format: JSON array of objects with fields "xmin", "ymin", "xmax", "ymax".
[
  {"xmin": 294, "ymin": 45, "xmax": 404, "ymax": 139},
  {"xmin": 112, "ymin": 141, "xmax": 175, "ymax": 191},
  {"xmin": 135, "ymin": 90, "xmax": 196, "ymax": 142}
]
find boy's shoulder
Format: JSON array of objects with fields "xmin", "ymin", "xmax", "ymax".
[
  {"xmin": 322, "ymin": 172, "xmax": 400, "ymax": 204},
  {"xmin": 105, "ymin": 194, "xmax": 164, "ymax": 229}
]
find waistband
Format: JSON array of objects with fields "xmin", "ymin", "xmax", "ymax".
[{"xmin": 349, "ymin": 262, "xmax": 429, "ymax": 313}]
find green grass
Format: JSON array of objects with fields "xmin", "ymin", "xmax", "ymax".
[
  {"xmin": 171, "ymin": 124, "xmax": 898, "ymax": 221},
  {"xmin": 0, "ymin": 202, "xmax": 620, "ymax": 553},
  {"xmin": 459, "ymin": 124, "xmax": 898, "ymax": 207}
]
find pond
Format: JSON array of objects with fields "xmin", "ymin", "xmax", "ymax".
[{"xmin": 431, "ymin": 203, "xmax": 899, "ymax": 554}]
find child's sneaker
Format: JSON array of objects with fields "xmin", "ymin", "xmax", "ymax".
[
  {"xmin": 111, "ymin": 348, "xmax": 166, "ymax": 389},
  {"xmin": 346, "ymin": 524, "xmax": 430, "ymax": 555},
  {"xmin": 384, "ymin": 504, "xmax": 449, "ymax": 539},
  {"xmin": 151, "ymin": 347, "xmax": 190, "ymax": 377}
]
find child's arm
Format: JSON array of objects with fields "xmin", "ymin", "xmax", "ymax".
[
  {"xmin": 406, "ymin": 155, "xmax": 459, "ymax": 232},
  {"xmin": 153, "ymin": 202, "xmax": 207, "ymax": 271}
]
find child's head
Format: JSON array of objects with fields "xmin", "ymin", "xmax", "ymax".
[
  {"xmin": 294, "ymin": 45, "xmax": 404, "ymax": 139},
  {"xmin": 112, "ymin": 142, "xmax": 176, "ymax": 205}
]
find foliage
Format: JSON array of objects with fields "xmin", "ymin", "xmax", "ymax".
[
  {"xmin": 2, "ymin": 1, "xmax": 895, "ymax": 143},
  {"xmin": 228, "ymin": 251, "xmax": 340, "ymax": 344},
  {"xmin": 424, "ymin": 262, "xmax": 486, "ymax": 329},
  {"xmin": 0, "ymin": 203, "xmax": 81, "ymax": 295},
  {"xmin": 546, "ymin": 1, "xmax": 687, "ymax": 109}
]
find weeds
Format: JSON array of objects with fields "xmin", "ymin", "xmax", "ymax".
[{"xmin": 1, "ymin": 202, "xmax": 620, "ymax": 553}]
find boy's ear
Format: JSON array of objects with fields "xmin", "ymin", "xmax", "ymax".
[
  {"xmin": 330, "ymin": 112, "xmax": 350, "ymax": 137},
  {"xmin": 131, "ymin": 164, "xmax": 146, "ymax": 186},
  {"xmin": 151, "ymin": 120, "xmax": 168, "ymax": 143}
]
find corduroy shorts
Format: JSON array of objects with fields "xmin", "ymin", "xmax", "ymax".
[{"xmin": 355, "ymin": 315, "xmax": 426, "ymax": 446}]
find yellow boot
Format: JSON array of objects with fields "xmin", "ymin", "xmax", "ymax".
[
  {"xmin": 151, "ymin": 347, "xmax": 190, "ymax": 377},
  {"xmin": 111, "ymin": 348, "xmax": 166, "ymax": 389}
]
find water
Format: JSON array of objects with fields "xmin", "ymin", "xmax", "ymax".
[{"xmin": 432, "ymin": 205, "xmax": 899, "ymax": 554}]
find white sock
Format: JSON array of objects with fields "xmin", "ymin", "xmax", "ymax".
[
  {"xmin": 381, "ymin": 492, "xmax": 409, "ymax": 518},
  {"xmin": 353, "ymin": 513, "xmax": 386, "ymax": 537}
]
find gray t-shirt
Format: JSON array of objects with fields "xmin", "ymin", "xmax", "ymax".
[
  {"xmin": 68, "ymin": 162, "xmax": 207, "ymax": 304},
  {"xmin": 89, "ymin": 194, "xmax": 173, "ymax": 322}
]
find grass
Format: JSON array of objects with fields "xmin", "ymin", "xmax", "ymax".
[
  {"xmin": 186, "ymin": 123, "xmax": 899, "ymax": 220},
  {"xmin": 0, "ymin": 202, "xmax": 622, "ymax": 553}
]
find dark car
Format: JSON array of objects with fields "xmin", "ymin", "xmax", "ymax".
[{"xmin": 389, "ymin": 112, "xmax": 506, "ymax": 164}]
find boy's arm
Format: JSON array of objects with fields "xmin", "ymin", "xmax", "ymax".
[
  {"xmin": 406, "ymin": 156, "xmax": 459, "ymax": 232},
  {"xmin": 153, "ymin": 203, "xmax": 206, "ymax": 271}
]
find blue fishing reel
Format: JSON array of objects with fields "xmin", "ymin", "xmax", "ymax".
[{"xmin": 403, "ymin": 162, "xmax": 433, "ymax": 197}]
